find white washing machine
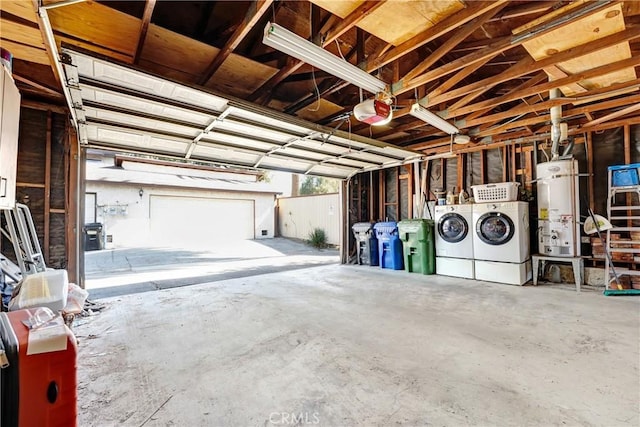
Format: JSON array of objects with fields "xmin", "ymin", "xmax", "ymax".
[
  {"xmin": 473, "ymin": 201, "xmax": 531, "ymax": 285},
  {"xmin": 435, "ymin": 204, "xmax": 474, "ymax": 279}
]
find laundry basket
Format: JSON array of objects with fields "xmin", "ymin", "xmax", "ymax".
[{"xmin": 471, "ymin": 182, "xmax": 520, "ymax": 202}]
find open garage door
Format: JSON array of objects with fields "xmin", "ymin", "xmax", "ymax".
[
  {"xmin": 60, "ymin": 49, "xmax": 422, "ymax": 180},
  {"xmin": 149, "ymin": 195, "xmax": 254, "ymax": 248}
]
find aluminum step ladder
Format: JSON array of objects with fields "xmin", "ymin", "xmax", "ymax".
[{"xmin": 1, "ymin": 203, "xmax": 46, "ymax": 278}]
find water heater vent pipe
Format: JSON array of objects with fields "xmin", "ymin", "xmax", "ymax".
[{"xmin": 550, "ymin": 88, "xmax": 562, "ymax": 160}]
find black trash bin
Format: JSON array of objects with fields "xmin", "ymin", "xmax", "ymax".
[
  {"xmin": 352, "ymin": 222, "xmax": 379, "ymax": 266},
  {"xmin": 84, "ymin": 223, "xmax": 104, "ymax": 251}
]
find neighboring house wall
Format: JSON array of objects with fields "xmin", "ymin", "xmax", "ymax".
[
  {"xmin": 85, "ymin": 182, "xmax": 275, "ymax": 249},
  {"xmin": 277, "ymin": 193, "xmax": 340, "ymax": 246}
]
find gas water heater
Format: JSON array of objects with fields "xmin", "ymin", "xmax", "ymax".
[{"xmin": 536, "ymin": 159, "xmax": 581, "ymax": 257}]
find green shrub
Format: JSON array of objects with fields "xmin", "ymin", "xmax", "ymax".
[{"xmin": 307, "ymin": 228, "xmax": 327, "ymax": 249}]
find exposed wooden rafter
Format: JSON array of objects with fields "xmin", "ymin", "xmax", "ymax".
[
  {"xmin": 451, "ymin": 55, "xmax": 640, "ymax": 119},
  {"xmin": 427, "ymin": 25, "xmax": 640, "ymax": 109},
  {"xmin": 401, "ymin": 5, "xmax": 508, "ymax": 83},
  {"xmin": 363, "ymin": 1, "xmax": 509, "ymax": 73},
  {"xmin": 580, "ymin": 100, "xmax": 640, "ymax": 128},
  {"xmin": 199, "ymin": 0, "xmax": 274, "ymax": 86},
  {"xmin": 133, "ymin": 0, "xmax": 156, "ymax": 64},
  {"xmin": 391, "ymin": 0, "xmax": 618, "ymax": 97}
]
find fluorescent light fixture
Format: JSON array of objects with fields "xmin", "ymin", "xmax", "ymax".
[
  {"xmin": 409, "ymin": 103, "xmax": 459, "ymax": 135},
  {"xmin": 263, "ymin": 22, "xmax": 387, "ymax": 95}
]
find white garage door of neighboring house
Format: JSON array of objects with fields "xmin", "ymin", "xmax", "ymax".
[{"xmin": 149, "ymin": 195, "xmax": 254, "ymax": 248}]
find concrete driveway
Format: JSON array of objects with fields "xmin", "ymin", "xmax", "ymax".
[{"xmin": 84, "ymin": 238, "xmax": 339, "ymax": 299}]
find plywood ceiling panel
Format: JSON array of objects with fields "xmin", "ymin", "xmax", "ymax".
[
  {"xmin": 519, "ymin": 2, "xmax": 636, "ymax": 96},
  {"xmin": 210, "ymin": 54, "xmax": 278, "ymax": 98},
  {"xmin": 140, "ymin": 24, "xmax": 219, "ymax": 82},
  {"xmin": 139, "ymin": 24, "xmax": 278, "ymax": 97},
  {"xmin": 269, "ymin": 98, "xmax": 344, "ymax": 122},
  {"xmin": 1, "ymin": 18, "xmax": 45, "ymax": 49},
  {"xmin": 309, "ymin": 1, "xmax": 360, "ymax": 19},
  {"xmin": 137, "ymin": 60, "xmax": 200, "ymax": 85},
  {"xmin": 357, "ymin": 0, "xmax": 464, "ymax": 45},
  {"xmin": 311, "ymin": 0, "xmax": 464, "ymax": 45},
  {"xmin": 0, "ymin": 1, "xmax": 38, "ymax": 23},
  {"xmin": 0, "ymin": 39, "xmax": 49, "ymax": 65},
  {"xmin": 48, "ymin": 1, "xmax": 139, "ymax": 59}
]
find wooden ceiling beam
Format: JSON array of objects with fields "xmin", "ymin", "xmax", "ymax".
[
  {"xmin": 464, "ymin": 92, "xmax": 619, "ymax": 130},
  {"xmin": 487, "ymin": 1, "xmax": 558, "ymax": 22},
  {"xmin": 451, "ymin": 36, "xmax": 510, "ymax": 53},
  {"xmin": 391, "ymin": 1, "xmax": 619, "ymax": 97},
  {"xmin": 468, "ymin": 91, "xmax": 640, "ymax": 137},
  {"xmin": 249, "ymin": 1, "xmax": 384, "ymax": 104},
  {"xmin": 363, "ymin": 1, "xmax": 508, "ymax": 72},
  {"xmin": 563, "ymin": 89, "xmax": 640, "ymax": 117},
  {"xmin": 402, "ymin": 4, "xmax": 508, "ymax": 83},
  {"xmin": 582, "ymin": 96, "xmax": 640, "ymax": 128},
  {"xmin": 447, "ymin": 56, "xmax": 534, "ymax": 112},
  {"xmin": 428, "ymin": 54, "xmax": 498, "ymax": 102},
  {"xmin": 388, "ymin": 84, "xmax": 640, "ymax": 147},
  {"xmin": 428, "ymin": 25, "xmax": 640, "ymax": 109},
  {"xmin": 474, "ymin": 115, "xmax": 640, "ymax": 147},
  {"xmin": 199, "ymin": 0, "xmax": 274, "ymax": 86},
  {"xmin": 473, "ymin": 114, "xmax": 552, "ymax": 138},
  {"xmin": 450, "ymin": 55, "xmax": 640, "ymax": 118},
  {"xmin": 133, "ymin": 0, "xmax": 156, "ymax": 64},
  {"xmin": 463, "ymin": 72, "xmax": 548, "ymax": 122},
  {"xmin": 542, "ymin": 65, "xmax": 588, "ymax": 94},
  {"xmin": 12, "ymin": 72, "xmax": 62, "ymax": 98}
]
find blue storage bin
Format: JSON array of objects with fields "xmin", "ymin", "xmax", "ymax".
[
  {"xmin": 609, "ymin": 163, "xmax": 640, "ymax": 187},
  {"xmin": 373, "ymin": 221, "xmax": 404, "ymax": 270}
]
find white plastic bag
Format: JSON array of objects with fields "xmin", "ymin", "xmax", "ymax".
[{"xmin": 63, "ymin": 283, "xmax": 89, "ymax": 315}]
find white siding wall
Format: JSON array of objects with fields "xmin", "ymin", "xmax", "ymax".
[
  {"xmin": 85, "ymin": 182, "xmax": 275, "ymax": 248},
  {"xmin": 277, "ymin": 193, "xmax": 340, "ymax": 246}
]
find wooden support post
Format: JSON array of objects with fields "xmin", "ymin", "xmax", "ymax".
[
  {"xmin": 341, "ymin": 179, "xmax": 349, "ymax": 264},
  {"xmin": 379, "ymin": 169, "xmax": 385, "ymax": 221},
  {"xmin": 440, "ymin": 158, "xmax": 446, "ymax": 191},
  {"xmin": 624, "ymin": 125, "xmax": 631, "ymax": 164},
  {"xmin": 399, "ymin": 165, "xmax": 413, "ymax": 219},
  {"xmin": 624, "ymin": 125, "xmax": 632, "ymax": 226},
  {"xmin": 369, "ymin": 171, "xmax": 374, "ymax": 222},
  {"xmin": 414, "ymin": 163, "xmax": 420, "ymax": 219},
  {"xmin": 510, "ymin": 145, "xmax": 517, "ymax": 182},
  {"xmin": 586, "ymin": 132, "xmax": 595, "ymax": 212},
  {"xmin": 502, "ymin": 146, "xmax": 508, "ymax": 182},
  {"xmin": 457, "ymin": 153, "xmax": 467, "ymax": 192},
  {"xmin": 396, "ymin": 167, "xmax": 401, "ymax": 220},
  {"xmin": 44, "ymin": 111, "xmax": 52, "ymax": 262},
  {"xmin": 424, "ymin": 160, "xmax": 431, "ymax": 202},
  {"xmin": 480, "ymin": 149, "xmax": 487, "ymax": 184},
  {"xmin": 65, "ymin": 125, "xmax": 79, "ymax": 286}
]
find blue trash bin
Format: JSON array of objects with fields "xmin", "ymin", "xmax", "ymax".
[
  {"xmin": 373, "ymin": 221, "xmax": 404, "ymax": 270},
  {"xmin": 352, "ymin": 222, "xmax": 379, "ymax": 266}
]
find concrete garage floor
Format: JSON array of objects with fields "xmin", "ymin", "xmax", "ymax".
[{"xmin": 75, "ymin": 264, "xmax": 640, "ymax": 426}]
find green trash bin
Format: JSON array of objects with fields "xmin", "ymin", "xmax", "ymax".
[{"xmin": 398, "ymin": 219, "xmax": 435, "ymax": 275}]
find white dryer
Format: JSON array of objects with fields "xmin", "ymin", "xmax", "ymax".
[
  {"xmin": 435, "ymin": 204, "xmax": 474, "ymax": 279},
  {"xmin": 472, "ymin": 201, "xmax": 531, "ymax": 285}
]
